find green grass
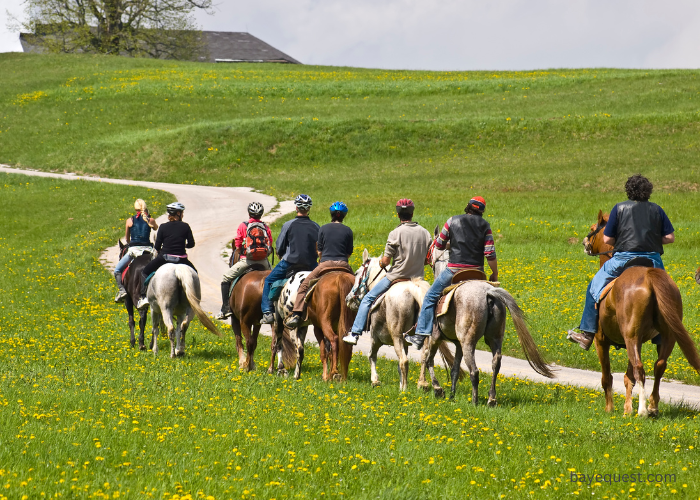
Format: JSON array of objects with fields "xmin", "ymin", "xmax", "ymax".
[
  {"xmin": 1, "ymin": 173, "xmax": 699, "ymax": 499},
  {"xmin": 2, "ymin": 52, "xmax": 700, "ymax": 382}
]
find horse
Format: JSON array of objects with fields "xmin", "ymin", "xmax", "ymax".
[
  {"xmin": 418, "ymin": 231, "xmax": 555, "ymax": 404},
  {"xmin": 583, "ymin": 210, "xmax": 700, "ymax": 416},
  {"xmin": 274, "ymin": 270, "xmax": 356, "ymax": 381},
  {"xmin": 148, "ymin": 263, "xmax": 222, "ymax": 357},
  {"xmin": 228, "ymin": 269, "xmax": 295, "ymax": 372},
  {"xmin": 117, "ymin": 240, "xmax": 152, "ymax": 350},
  {"xmin": 347, "ymin": 249, "xmax": 463, "ymax": 390}
]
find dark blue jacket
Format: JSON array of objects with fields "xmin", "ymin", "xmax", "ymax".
[{"xmin": 276, "ymin": 216, "xmax": 320, "ymax": 269}]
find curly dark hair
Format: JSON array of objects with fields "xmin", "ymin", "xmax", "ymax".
[{"xmin": 625, "ymin": 174, "xmax": 653, "ymax": 201}]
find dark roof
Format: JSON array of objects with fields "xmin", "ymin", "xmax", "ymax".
[{"xmin": 199, "ymin": 31, "xmax": 301, "ymax": 64}]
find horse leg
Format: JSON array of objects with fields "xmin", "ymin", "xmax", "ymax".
[
  {"xmin": 294, "ymin": 327, "xmax": 308, "ymax": 380},
  {"xmin": 176, "ymin": 313, "xmax": 189, "ymax": 357},
  {"xmin": 312, "ymin": 326, "xmax": 330, "ymax": 381},
  {"xmin": 126, "ymin": 298, "xmax": 136, "ymax": 348},
  {"xmin": 138, "ymin": 307, "xmax": 148, "ymax": 350},
  {"xmin": 594, "ymin": 338, "xmax": 614, "ymax": 413},
  {"xmin": 630, "ymin": 343, "xmax": 648, "ymax": 417},
  {"xmin": 417, "ymin": 330, "xmax": 438, "ymax": 391},
  {"xmin": 649, "ymin": 339, "xmax": 673, "ymax": 417},
  {"xmin": 230, "ymin": 315, "xmax": 245, "ymax": 369},
  {"xmin": 460, "ymin": 342, "xmax": 480, "ymax": 405},
  {"xmin": 240, "ymin": 321, "xmax": 253, "ymax": 372},
  {"xmin": 427, "ymin": 338, "xmax": 445, "ymax": 398},
  {"xmin": 623, "ymin": 361, "xmax": 636, "ymax": 416},
  {"xmin": 450, "ymin": 342, "xmax": 464, "ymax": 401},
  {"xmin": 247, "ymin": 324, "xmax": 260, "ymax": 372},
  {"xmin": 151, "ymin": 311, "xmax": 161, "ymax": 356},
  {"xmin": 170, "ymin": 314, "xmax": 180, "ymax": 359},
  {"xmin": 370, "ymin": 332, "xmax": 383, "ymax": 388},
  {"xmin": 320, "ymin": 317, "xmax": 341, "ymax": 382}
]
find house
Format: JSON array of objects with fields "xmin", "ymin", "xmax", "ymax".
[{"xmin": 19, "ymin": 30, "xmax": 301, "ymax": 64}]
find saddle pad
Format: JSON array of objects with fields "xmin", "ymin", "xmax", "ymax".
[
  {"xmin": 269, "ymin": 278, "xmax": 289, "ymax": 301},
  {"xmin": 436, "ymin": 280, "xmax": 500, "ymax": 318},
  {"xmin": 228, "ymin": 266, "xmax": 257, "ymax": 298},
  {"xmin": 121, "ymin": 264, "xmax": 130, "ymax": 283},
  {"xmin": 143, "ymin": 271, "xmax": 157, "ymax": 290}
]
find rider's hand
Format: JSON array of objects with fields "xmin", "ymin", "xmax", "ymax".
[{"xmin": 489, "ymin": 273, "xmax": 498, "ymax": 282}]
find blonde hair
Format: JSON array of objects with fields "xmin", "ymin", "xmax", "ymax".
[{"xmin": 134, "ymin": 199, "xmax": 147, "ymax": 212}]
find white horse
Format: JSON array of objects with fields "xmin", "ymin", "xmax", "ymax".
[
  {"xmin": 271, "ymin": 271, "xmax": 312, "ymax": 378},
  {"xmin": 418, "ymin": 239, "xmax": 555, "ymax": 403},
  {"xmin": 148, "ymin": 264, "xmax": 221, "ymax": 357},
  {"xmin": 347, "ymin": 249, "xmax": 461, "ymax": 391}
]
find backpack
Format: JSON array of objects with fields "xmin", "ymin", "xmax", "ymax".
[{"xmin": 245, "ymin": 221, "xmax": 271, "ymax": 261}]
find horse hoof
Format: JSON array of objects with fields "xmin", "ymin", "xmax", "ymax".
[
  {"xmin": 647, "ymin": 407, "xmax": 659, "ymax": 418},
  {"xmin": 332, "ymin": 373, "xmax": 342, "ymax": 382},
  {"xmin": 277, "ymin": 368, "xmax": 288, "ymax": 377},
  {"xmin": 487, "ymin": 398, "xmax": 497, "ymax": 407},
  {"xmin": 176, "ymin": 351, "xmax": 185, "ymax": 357},
  {"xmin": 130, "ymin": 341, "xmax": 136, "ymax": 348},
  {"xmin": 371, "ymin": 381, "xmax": 381, "ymax": 388},
  {"xmin": 434, "ymin": 387, "xmax": 445, "ymax": 399},
  {"xmin": 267, "ymin": 367, "xmax": 274, "ymax": 375},
  {"xmin": 139, "ymin": 344, "xmax": 147, "ymax": 351},
  {"xmin": 417, "ymin": 382, "xmax": 431, "ymax": 392}
]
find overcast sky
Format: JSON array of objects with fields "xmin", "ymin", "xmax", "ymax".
[{"xmin": 2, "ymin": 0, "xmax": 700, "ymax": 70}]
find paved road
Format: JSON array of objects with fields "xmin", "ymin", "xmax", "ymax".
[{"xmin": 2, "ymin": 164, "xmax": 699, "ymax": 410}]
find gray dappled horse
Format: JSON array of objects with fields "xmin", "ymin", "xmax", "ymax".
[
  {"xmin": 418, "ymin": 236, "xmax": 555, "ymax": 404},
  {"xmin": 346, "ymin": 249, "xmax": 431, "ymax": 390},
  {"xmin": 148, "ymin": 263, "xmax": 221, "ymax": 357}
]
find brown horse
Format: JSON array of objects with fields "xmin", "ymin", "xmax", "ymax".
[
  {"xmin": 118, "ymin": 240, "xmax": 153, "ymax": 350},
  {"xmin": 274, "ymin": 271, "xmax": 356, "ymax": 381},
  {"xmin": 584, "ymin": 210, "xmax": 700, "ymax": 416}
]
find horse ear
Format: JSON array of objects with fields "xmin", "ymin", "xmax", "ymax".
[
  {"xmin": 434, "ymin": 225, "xmax": 439, "ymax": 238},
  {"xmin": 597, "ymin": 210, "xmax": 604, "ymax": 224},
  {"xmin": 119, "ymin": 239, "xmax": 124, "ymax": 249},
  {"xmin": 362, "ymin": 248, "xmax": 369, "ymax": 262}
]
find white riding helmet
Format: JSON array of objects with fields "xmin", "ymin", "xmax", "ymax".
[
  {"xmin": 167, "ymin": 202, "xmax": 186, "ymax": 214},
  {"xmin": 248, "ymin": 201, "xmax": 264, "ymax": 218}
]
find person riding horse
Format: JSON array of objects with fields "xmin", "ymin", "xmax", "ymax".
[
  {"xmin": 113, "ymin": 199, "xmax": 158, "ymax": 302},
  {"xmin": 567, "ymin": 174, "xmax": 675, "ymax": 350},
  {"xmin": 406, "ymin": 196, "xmax": 498, "ymax": 349},
  {"xmin": 343, "ymin": 198, "xmax": 432, "ymax": 346},
  {"xmin": 284, "ymin": 201, "xmax": 354, "ymax": 329},
  {"xmin": 136, "ymin": 202, "xmax": 197, "ymax": 310},
  {"xmin": 260, "ymin": 194, "xmax": 320, "ymax": 325},
  {"xmin": 215, "ymin": 202, "xmax": 274, "ymax": 320}
]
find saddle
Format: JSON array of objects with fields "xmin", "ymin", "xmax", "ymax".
[
  {"xmin": 597, "ymin": 257, "xmax": 656, "ymax": 305},
  {"xmin": 304, "ymin": 268, "xmax": 356, "ymax": 305},
  {"xmin": 436, "ymin": 270, "xmax": 499, "ymax": 318},
  {"xmin": 228, "ymin": 263, "xmax": 268, "ymax": 297}
]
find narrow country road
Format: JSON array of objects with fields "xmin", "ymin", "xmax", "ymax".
[{"xmin": 2, "ymin": 164, "xmax": 699, "ymax": 410}]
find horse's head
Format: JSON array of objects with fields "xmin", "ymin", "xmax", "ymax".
[
  {"xmin": 346, "ymin": 248, "xmax": 390, "ymax": 311},
  {"xmin": 118, "ymin": 239, "xmax": 128, "ymax": 259},
  {"xmin": 429, "ymin": 225, "xmax": 449, "ymax": 276},
  {"xmin": 583, "ymin": 210, "xmax": 612, "ymax": 258}
]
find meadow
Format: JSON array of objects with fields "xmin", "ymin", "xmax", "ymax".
[
  {"xmin": 0, "ymin": 174, "xmax": 699, "ymax": 499},
  {"xmin": 2, "ymin": 52, "xmax": 700, "ymax": 381}
]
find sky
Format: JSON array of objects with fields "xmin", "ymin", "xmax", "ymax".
[{"xmin": 2, "ymin": 0, "xmax": 700, "ymax": 70}]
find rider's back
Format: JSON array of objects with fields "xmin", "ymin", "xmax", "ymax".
[
  {"xmin": 609, "ymin": 200, "xmax": 665, "ymax": 254},
  {"xmin": 447, "ymin": 213, "xmax": 491, "ymax": 266},
  {"xmin": 156, "ymin": 220, "xmax": 195, "ymax": 255}
]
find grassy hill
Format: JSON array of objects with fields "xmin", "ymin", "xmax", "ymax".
[{"xmin": 2, "ymin": 52, "xmax": 700, "ymax": 382}]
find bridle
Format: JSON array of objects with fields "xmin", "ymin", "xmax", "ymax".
[
  {"xmin": 350, "ymin": 258, "xmax": 386, "ymax": 301},
  {"xmin": 584, "ymin": 222, "xmax": 614, "ymax": 257}
]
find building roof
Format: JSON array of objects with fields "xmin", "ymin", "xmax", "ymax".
[{"xmin": 199, "ymin": 31, "xmax": 300, "ymax": 64}]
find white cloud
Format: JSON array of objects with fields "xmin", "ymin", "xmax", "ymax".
[{"xmin": 1, "ymin": 0, "xmax": 699, "ymax": 70}]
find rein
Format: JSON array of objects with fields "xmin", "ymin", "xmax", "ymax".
[
  {"xmin": 584, "ymin": 222, "xmax": 614, "ymax": 257},
  {"xmin": 350, "ymin": 259, "xmax": 386, "ymax": 300}
]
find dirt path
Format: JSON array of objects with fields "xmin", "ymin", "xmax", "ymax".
[{"xmin": 2, "ymin": 164, "xmax": 699, "ymax": 410}]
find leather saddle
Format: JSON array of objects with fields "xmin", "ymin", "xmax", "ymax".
[{"xmin": 451, "ymin": 268, "xmax": 487, "ymax": 284}]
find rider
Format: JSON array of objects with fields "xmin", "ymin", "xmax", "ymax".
[
  {"xmin": 215, "ymin": 202, "xmax": 274, "ymax": 320},
  {"xmin": 405, "ymin": 196, "xmax": 498, "ymax": 349},
  {"xmin": 260, "ymin": 194, "xmax": 320, "ymax": 325},
  {"xmin": 567, "ymin": 174, "xmax": 675, "ymax": 350},
  {"xmin": 136, "ymin": 202, "xmax": 196, "ymax": 310},
  {"xmin": 343, "ymin": 199, "xmax": 432, "ymax": 345},
  {"xmin": 284, "ymin": 201, "xmax": 354, "ymax": 329},
  {"xmin": 113, "ymin": 199, "xmax": 158, "ymax": 302}
]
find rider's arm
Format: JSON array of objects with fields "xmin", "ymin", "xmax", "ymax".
[
  {"xmin": 488, "ymin": 258, "xmax": 498, "ymax": 282},
  {"xmin": 124, "ymin": 218, "xmax": 133, "ymax": 244},
  {"xmin": 316, "ymin": 242, "xmax": 322, "ymax": 259},
  {"xmin": 662, "ymin": 233, "xmax": 675, "ymax": 244},
  {"xmin": 144, "ymin": 209, "xmax": 158, "ymax": 230},
  {"xmin": 485, "ymin": 227, "xmax": 497, "ymax": 281},
  {"xmin": 185, "ymin": 226, "xmax": 195, "ymax": 249},
  {"xmin": 603, "ymin": 235, "xmax": 615, "ymax": 246}
]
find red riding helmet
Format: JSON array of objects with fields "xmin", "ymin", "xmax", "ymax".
[
  {"xmin": 467, "ymin": 196, "xmax": 486, "ymax": 214},
  {"xmin": 396, "ymin": 198, "xmax": 415, "ymax": 217}
]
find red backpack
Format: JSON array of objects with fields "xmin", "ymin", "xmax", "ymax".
[{"xmin": 245, "ymin": 222, "xmax": 271, "ymax": 261}]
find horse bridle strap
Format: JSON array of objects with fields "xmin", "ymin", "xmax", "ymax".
[{"xmin": 585, "ymin": 222, "xmax": 613, "ymax": 256}]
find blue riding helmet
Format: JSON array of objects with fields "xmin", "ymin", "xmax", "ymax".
[{"xmin": 329, "ymin": 201, "xmax": 348, "ymax": 213}]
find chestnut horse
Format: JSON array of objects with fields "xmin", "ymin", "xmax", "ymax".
[
  {"xmin": 274, "ymin": 271, "xmax": 356, "ymax": 381},
  {"xmin": 584, "ymin": 210, "xmax": 700, "ymax": 416},
  {"xmin": 118, "ymin": 240, "xmax": 152, "ymax": 350},
  {"xmin": 228, "ymin": 269, "xmax": 295, "ymax": 372}
]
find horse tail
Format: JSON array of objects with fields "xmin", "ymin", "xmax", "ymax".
[
  {"xmin": 337, "ymin": 274, "xmax": 356, "ymax": 380},
  {"xmin": 487, "ymin": 287, "xmax": 555, "ymax": 379},
  {"xmin": 176, "ymin": 266, "xmax": 222, "ymax": 337},
  {"xmin": 649, "ymin": 269, "xmax": 700, "ymax": 373},
  {"xmin": 281, "ymin": 328, "xmax": 298, "ymax": 369},
  {"xmin": 438, "ymin": 342, "xmax": 466, "ymax": 381}
]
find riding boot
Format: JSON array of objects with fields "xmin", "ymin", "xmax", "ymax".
[
  {"xmin": 114, "ymin": 273, "xmax": 128, "ymax": 303},
  {"xmin": 215, "ymin": 282, "xmax": 232, "ymax": 320}
]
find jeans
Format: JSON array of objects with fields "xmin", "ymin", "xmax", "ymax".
[
  {"xmin": 579, "ymin": 251, "xmax": 664, "ymax": 334},
  {"xmin": 114, "ymin": 254, "xmax": 132, "ymax": 276},
  {"xmin": 415, "ymin": 267, "xmax": 458, "ymax": 335},
  {"xmin": 261, "ymin": 259, "xmax": 291, "ymax": 314},
  {"xmin": 350, "ymin": 276, "xmax": 393, "ymax": 334}
]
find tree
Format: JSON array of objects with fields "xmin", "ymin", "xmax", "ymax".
[{"xmin": 12, "ymin": 0, "xmax": 213, "ymax": 60}]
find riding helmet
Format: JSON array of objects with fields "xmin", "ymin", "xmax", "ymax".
[
  {"xmin": 294, "ymin": 194, "xmax": 313, "ymax": 211},
  {"xmin": 248, "ymin": 201, "xmax": 264, "ymax": 218},
  {"xmin": 466, "ymin": 196, "xmax": 486, "ymax": 214},
  {"xmin": 329, "ymin": 201, "xmax": 348, "ymax": 214},
  {"xmin": 166, "ymin": 202, "xmax": 186, "ymax": 215},
  {"xmin": 395, "ymin": 198, "xmax": 415, "ymax": 217}
]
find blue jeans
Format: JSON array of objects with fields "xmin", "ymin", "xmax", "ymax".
[
  {"xmin": 350, "ymin": 277, "xmax": 392, "ymax": 334},
  {"xmin": 261, "ymin": 259, "xmax": 291, "ymax": 314},
  {"xmin": 579, "ymin": 252, "xmax": 664, "ymax": 334},
  {"xmin": 114, "ymin": 254, "xmax": 132, "ymax": 276},
  {"xmin": 416, "ymin": 267, "xmax": 458, "ymax": 335}
]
